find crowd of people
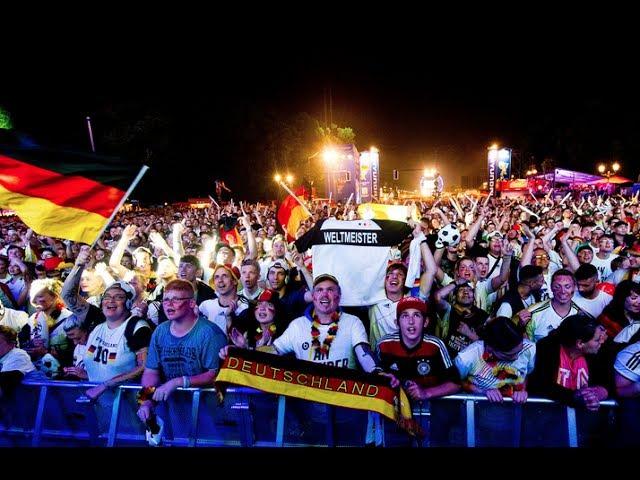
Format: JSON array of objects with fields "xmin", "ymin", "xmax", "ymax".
[{"xmin": 1, "ymin": 189, "xmax": 640, "ymax": 446}]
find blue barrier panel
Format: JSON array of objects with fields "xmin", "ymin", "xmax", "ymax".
[{"xmin": 0, "ymin": 380, "xmax": 626, "ymax": 447}]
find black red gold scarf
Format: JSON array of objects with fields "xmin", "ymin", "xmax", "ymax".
[{"xmin": 216, "ymin": 348, "xmax": 421, "ymax": 437}]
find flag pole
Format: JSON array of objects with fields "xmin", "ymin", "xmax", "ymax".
[
  {"xmin": 276, "ymin": 180, "xmax": 312, "ymax": 218},
  {"xmin": 86, "ymin": 116, "xmax": 96, "ymax": 153},
  {"xmin": 90, "ymin": 165, "xmax": 150, "ymax": 249}
]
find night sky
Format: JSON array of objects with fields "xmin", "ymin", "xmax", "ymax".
[{"xmin": 3, "ymin": 34, "xmax": 639, "ymax": 203}]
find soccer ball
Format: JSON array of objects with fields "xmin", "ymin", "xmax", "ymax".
[
  {"xmin": 40, "ymin": 353, "xmax": 62, "ymax": 379},
  {"xmin": 436, "ymin": 223, "xmax": 461, "ymax": 248}
]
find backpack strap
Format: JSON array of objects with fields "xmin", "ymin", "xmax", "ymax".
[{"xmin": 123, "ymin": 315, "xmax": 153, "ymax": 349}]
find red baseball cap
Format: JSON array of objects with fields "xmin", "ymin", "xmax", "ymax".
[
  {"xmin": 396, "ymin": 296, "xmax": 427, "ymax": 317},
  {"xmin": 213, "ymin": 263, "xmax": 240, "ymax": 282}
]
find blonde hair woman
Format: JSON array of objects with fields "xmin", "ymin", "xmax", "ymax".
[{"xmin": 20, "ymin": 278, "xmax": 73, "ymax": 369}]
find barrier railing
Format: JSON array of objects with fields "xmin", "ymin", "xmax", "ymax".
[
  {"xmin": 0, "ymin": 379, "xmax": 623, "ymax": 447},
  {"xmin": 430, "ymin": 394, "xmax": 619, "ymax": 447}
]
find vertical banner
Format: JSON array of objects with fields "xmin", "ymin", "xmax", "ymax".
[
  {"xmin": 497, "ymin": 148, "xmax": 512, "ymax": 181},
  {"xmin": 371, "ymin": 148, "xmax": 380, "ymax": 201},
  {"xmin": 488, "ymin": 146, "xmax": 511, "ymax": 197},
  {"xmin": 488, "ymin": 147, "xmax": 497, "ymax": 197},
  {"xmin": 360, "ymin": 150, "xmax": 372, "ymax": 203}
]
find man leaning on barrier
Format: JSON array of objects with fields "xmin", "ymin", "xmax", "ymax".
[
  {"xmin": 455, "ymin": 316, "xmax": 535, "ymax": 404},
  {"xmin": 528, "ymin": 314, "xmax": 610, "ymax": 411},
  {"xmin": 377, "ymin": 297, "xmax": 460, "ymax": 401},
  {"xmin": 137, "ymin": 279, "xmax": 227, "ymax": 446},
  {"xmin": 0, "ymin": 325, "xmax": 35, "ymax": 398}
]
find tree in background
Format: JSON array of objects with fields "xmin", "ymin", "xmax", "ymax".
[{"xmin": 0, "ymin": 106, "xmax": 12, "ymax": 130}]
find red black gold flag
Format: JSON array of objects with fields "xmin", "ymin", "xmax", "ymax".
[
  {"xmin": 277, "ymin": 186, "xmax": 310, "ymax": 242},
  {"xmin": 0, "ymin": 143, "xmax": 148, "ymax": 244},
  {"xmin": 216, "ymin": 348, "xmax": 421, "ymax": 436}
]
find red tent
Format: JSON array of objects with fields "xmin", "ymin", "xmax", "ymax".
[{"xmin": 587, "ymin": 175, "xmax": 633, "ymax": 185}]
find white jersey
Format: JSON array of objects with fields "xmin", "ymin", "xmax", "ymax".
[
  {"xmin": 83, "ymin": 317, "xmax": 147, "ymax": 383},
  {"xmin": 440, "ymin": 274, "xmax": 493, "ymax": 312},
  {"xmin": 199, "ymin": 296, "xmax": 249, "ymax": 335},
  {"xmin": 27, "ymin": 309, "xmax": 73, "ymax": 349},
  {"xmin": 526, "ymin": 300, "xmax": 589, "ymax": 342},
  {"xmin": 294, "ymin": 218, "xmax": 412, "ymax": 306},
  {"xmin": 614, "ymin": 321, "xmax": 640, "ymax": 344},
  {"xmin": 5, "ymin": 277, "xmax": 26, "ymax": 305},
  {"xmin": 455, "ymin": 340, "xmax": 536, "ymax": 391},
  {"xmin": 614, "ymin": 342, "xmax": 640, "ymax": 382},
  {"xmin": 73, "ymin": 343, "xmax": 87, "ymax": 368},
  {"xmin": 0, "ymin": 347, "xmax": 35, "ymax": 374},
  {"xmin": 239, "ymin": 287, "xmax": 264, "ymax": 302},
  {"xmin": 572, "ymin": 290, "xmax": 613, "ymax": 319},
  {"xmin": 274, "ymin": 311, "xmax": 368, "ymax": 369},
  {"xmin": 368, "ymin": 297, "xmax": 400, "ymax": 348},
  {"xmin": 0, "ymin": 307, "xmax": 29, "ymax": 333}
]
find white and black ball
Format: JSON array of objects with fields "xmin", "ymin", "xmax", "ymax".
[
  {"xmin": 437, "ymin": 223, "xmax": 461, "ymax": 248},
  {"xmin": 40, "ymin": 353, "xmax": 62, "ymax": 379}
]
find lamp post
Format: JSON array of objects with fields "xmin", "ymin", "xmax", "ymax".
[
  {"xmin": 597, "ymin": 162, "xmax": 621, "ymax": 194},
  {"xmin": 597, "ymin": 161, "xmax": 620, "ymax": 178}
]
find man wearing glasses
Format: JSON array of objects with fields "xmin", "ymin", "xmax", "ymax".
[{"xmin": 137, "ymin": 279, "xmax": 227, "ymax": 441}]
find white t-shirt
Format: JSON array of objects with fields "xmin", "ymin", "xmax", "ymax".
[
  {"xmin": 6, "ymin": 277, "xmax": 26, "ymax": 305},
  {"xmin": 0, "ymin": 307, "xmax": 29, "ymax": 333},
  {"xmin": 274, "ymin": 311, "xmax": 368, "ymax": 369},
  {"xmin": 572, "ymin": 290, "xmax": 613, "ymax": 319},
  {"xmin": 606, "ymin": 268, "xmax": 640, "ymax": 285},
  {"xmin": 199, "ymin": 296, "xmax": 250, "ymax": 335},
  {"xmin": 83, "ymin": 317, "xmax": 148, "ymax": 383},
  {"xmin": 590, "ymin": 254, "xmax": 618, "ymax": 283},
  {"xmin": 0, "ymin": 347, "xmax": 35, "ymax": 374}
]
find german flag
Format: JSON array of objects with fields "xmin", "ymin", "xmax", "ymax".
[
  {"xmin": 277, "ymin": 186, "xmax": 310, "ymax": 242},
  {"xmin": 0, "ymin": 142, "xmax": 148, "ymax": 245},
  {"xmin": 216, "ymin": 348, "xmax": 422, "ymax": 437}
]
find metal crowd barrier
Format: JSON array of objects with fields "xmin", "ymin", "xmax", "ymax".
[{"xmin": 0, "ymin": 379, "xmax": 623, "ymax": 447}]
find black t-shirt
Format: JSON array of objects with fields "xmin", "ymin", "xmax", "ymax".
[{"xmin": 440, "ymin": 306, "xmax": 489, "ymax": 358}]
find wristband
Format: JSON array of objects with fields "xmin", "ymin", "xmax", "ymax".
[{"xmin": 182, "ymin": 376, "xmax": 191, "ymax": 389}]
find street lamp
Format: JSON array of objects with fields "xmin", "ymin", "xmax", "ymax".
[
  {"xmin": 322, "ymin": 147, "xmax": 339, "ymax": 166},
  {"xmin": 285, "ymin": 174, "xmax": 294, "ymax": 185},
  {"xmin": 597, "ymin": 162, "xmax": 621, "ymax": 178}
]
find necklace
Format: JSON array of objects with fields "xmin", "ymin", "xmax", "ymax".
[{"xmin": 311, "ymin": 311, "xmax": 340, "ymax": 356}]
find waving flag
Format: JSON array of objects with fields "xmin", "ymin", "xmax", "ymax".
[
  {"xmin": 0, "ymin": 142, "xmax": 148, "ymax": 245},
  {"xmin": 277, "ymin": 185, "xmax": 310, "ymax": 241}
]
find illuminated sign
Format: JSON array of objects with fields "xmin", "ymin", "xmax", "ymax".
[{"xmin": 488, "ymin": 147, "xmax": 511, "ymax": 196}]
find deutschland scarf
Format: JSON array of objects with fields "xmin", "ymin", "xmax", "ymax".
[{"xmin": 215, "ymin": 348, "xmax": 422, "ymax": 437}]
